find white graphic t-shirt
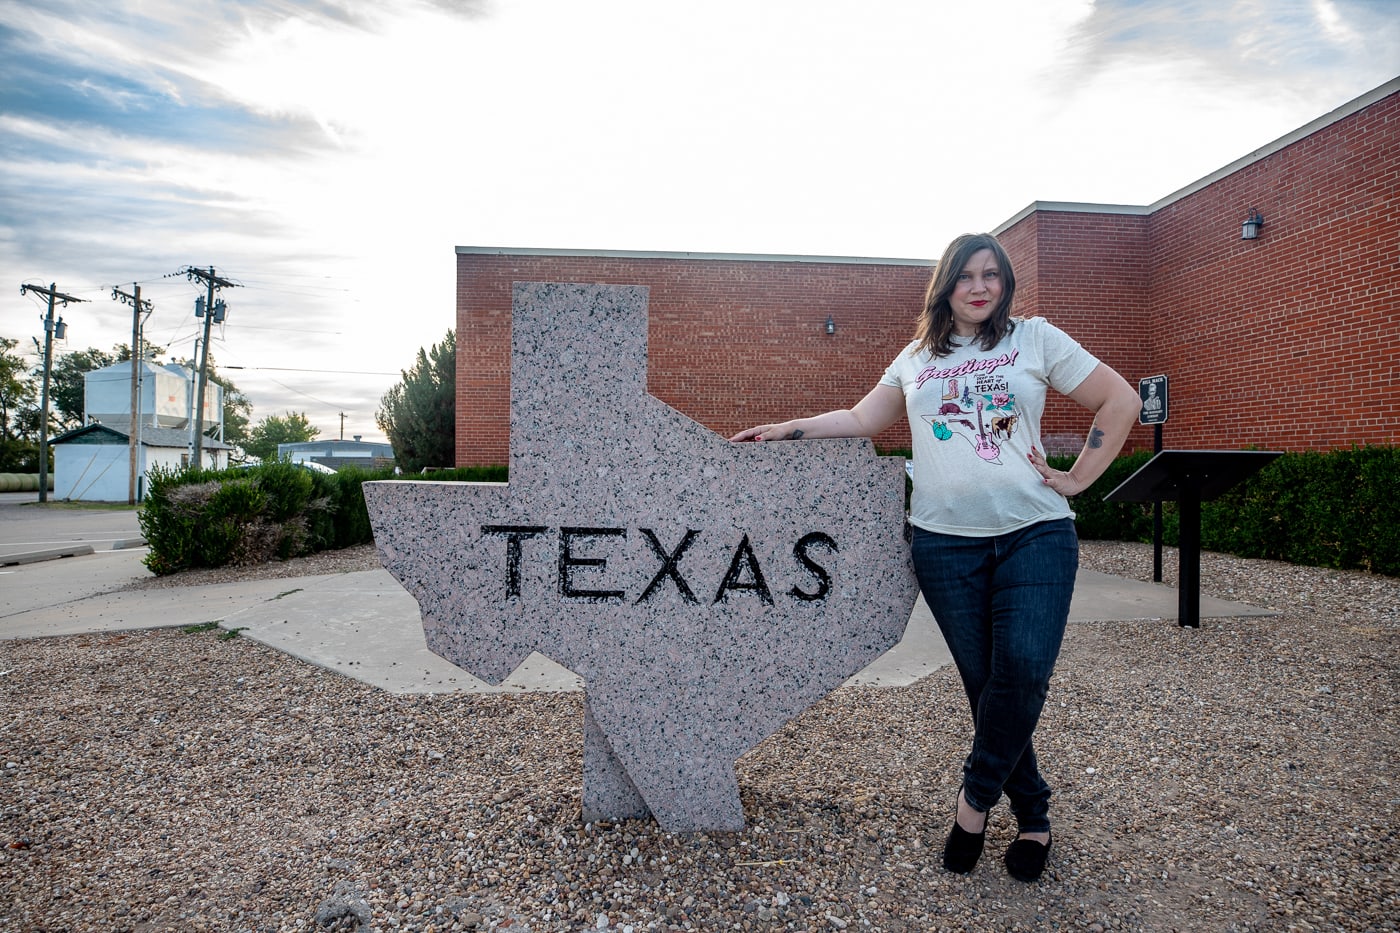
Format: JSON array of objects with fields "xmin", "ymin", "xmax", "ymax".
[{"xmin": 880, "ymin": 317, "xmax": 1101, "ymax": 537}]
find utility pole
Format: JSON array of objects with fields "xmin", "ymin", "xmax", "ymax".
[
  {"xmin": 20, "ymin": 283, "xmax": 87, "ymax": 503},
  {"xmin": 112, "ymin": 285, "xmax": 153, "ymax": 504},
  {"xmin": 339, "ymin": 411, "xmax": 346, "ymax": 440},
  {"xmin": 180, "ymin": 267, "xmax": 237, "ymax": 467}
]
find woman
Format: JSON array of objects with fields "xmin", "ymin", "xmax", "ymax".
[{"xmin": 730, "ymin": 232, "xmax": 1140, "ymax": 881}]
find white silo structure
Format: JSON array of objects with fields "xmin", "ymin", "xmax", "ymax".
[{"xmin": 82, "ymin": 361, "xmax": 223, "ymax": 435}]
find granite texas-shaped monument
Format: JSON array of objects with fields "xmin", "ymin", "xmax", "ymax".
[{"xmin": 364, "ymin": 282, "xmax": 919, "ymax": 832}]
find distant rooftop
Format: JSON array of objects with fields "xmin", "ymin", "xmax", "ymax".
[{"xmin": 456, "ymin": 245, "xmax": 932, "ymax": 266}]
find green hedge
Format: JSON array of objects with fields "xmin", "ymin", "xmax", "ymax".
[
  {"xmin": 141, "ymin": 450, "xmax": 1397, "ymax": 578},
  {"xmin": 140, "ymin": 463, "xmax": 509, "ymax": 576},
  {"xmin": 1057, "ymin": 446, "xmax": 1399, "ymax": 577}
]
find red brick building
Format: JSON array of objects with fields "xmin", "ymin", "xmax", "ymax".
[{"xmin": 457, "ymin": 78, "xmax": 1398, "ymax": 466}]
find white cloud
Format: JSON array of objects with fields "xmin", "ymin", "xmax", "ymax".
[{"xmin": 1, "ymin": 0, "xmax": 1395, "ymax": 444}]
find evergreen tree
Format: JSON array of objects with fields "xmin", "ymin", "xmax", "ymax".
[{"xmin": 376, "ymin": 330, "xmax": 455, "ymax": 473}]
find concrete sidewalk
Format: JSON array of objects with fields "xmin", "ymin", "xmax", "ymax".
[{"xmin": 0, "ymin": 546, "xmax": 1277, "ymax": 695}]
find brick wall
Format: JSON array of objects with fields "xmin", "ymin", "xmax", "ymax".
[
  {"xmin": 457, "ymin": 253, "xmax": 932, "ymax": 466},
  {"xmin": 457, "ymin": 85, "xmax": 1398, "ymax": 466},
  {"xmin": 999, "ymin": 210, "xmax": 1156, "ymax": 456},
  {"xmin": 1141, "ymin": 90, "xmax": 1400, "ymax": 451},
  {"xmin": 998, "ymin": 85, "xmax": 1398, "ymax": 453}
]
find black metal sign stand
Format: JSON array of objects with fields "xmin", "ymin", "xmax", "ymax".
[
  {"xmin": 1151, "ymin": 424, "xmax": 1163, "ymax": 582},
  {"xmin": 1105, "ymin": 450, "xmax": 1281, "ymax": 628},
  {"xmin": 1137, "ymin": 375, "xmax": 1169, "ymax": 582}
]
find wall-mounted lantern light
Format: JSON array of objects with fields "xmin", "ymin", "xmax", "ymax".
[
  {"xmin": 825, "ymin": 315, "xmax": 836, "ymax": 335},
  {"xmin": 1241, "ymin": 209, "xmax": 1264, "ymax": 240}
]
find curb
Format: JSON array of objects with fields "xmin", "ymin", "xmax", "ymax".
[{"xmin": 1, "ymin": 545, "xmax": 97, "ymax": 567}]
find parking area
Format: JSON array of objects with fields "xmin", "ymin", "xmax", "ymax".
[{"xmin": 0, "ymin": 492, "xmax": 144, "ymax": 562}]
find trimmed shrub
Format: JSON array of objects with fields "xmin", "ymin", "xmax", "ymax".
[
  {"xmin": 412, "ymin": 466, "xmax": 509, "ymax": 483},
  {"xmin": 1356, "ymin": 448, "xmax": 1400, "ymax": 576},
  {"xmin": 1061, "ymin": 445, "xmax": 1397, "ymax": 577},
  {"xmin": 137, "ymin": 462, "xmax": 520, "ymax": 575},
  {"xmin": 141, "ymin": 463, "xmax": 327, "ymax": 574},
  {"xmin": 141, "ymin": 465, "xmax": 220, "ymax": 575},
  {"xmin": 1199, "ymin": 446, "xmax": 1400, "ymax": 575},
  {"xmin": 329, "ymin": 467, "xmax": 385, "ymax": 548}
]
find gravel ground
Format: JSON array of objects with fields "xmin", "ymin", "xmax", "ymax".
[{"xmin": 2, "ymin": 541, "xmax": 1397, "ymax": 932}]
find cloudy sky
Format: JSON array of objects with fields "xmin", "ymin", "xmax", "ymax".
[{"xmin": 2, "ymin": 0, "xmax": 1397, "ymax": 445}]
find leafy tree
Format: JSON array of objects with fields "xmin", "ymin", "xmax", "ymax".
[
  {"xmin": 173, "ymin": 352, "xmax": 253, "ymax": 456},
  {"xmin": 114, "ymin": 343, "xmax": 165, "ymax": 364},
  {"xmin": 46, "ymin": 346, "xmax": 115, "ymax": 430},
  {"xmin": 244, "ymin": 411, "xmax": 320, "ymax": 463},
  {"xmin": 0, "ymin": 337, "xmax": 39, "ymax": 471},
  {"xmin": 376, "ymin": 329, "xmax": 455, "ymax": 473}
]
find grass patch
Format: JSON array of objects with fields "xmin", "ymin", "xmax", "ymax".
[
  {"xmin": 178, "ymin": 620, "xmax": 247, "ymax": 641},
  {"xmin": 180, "ymin": 621, "xmax": 220, "ymax": 635},
  {"xmin": 23, "ymin": 500, "xmax": 142, "ymax": 512}
]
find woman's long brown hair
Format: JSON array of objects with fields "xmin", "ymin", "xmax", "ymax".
[{"xmin": 913, "ymin": 232, "xmax": 1017, "ymax": 357}]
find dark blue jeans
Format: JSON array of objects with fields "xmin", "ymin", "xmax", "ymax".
[{"xmin": 911, "ymin": 518, "xmax": 1078, "ymax": 833}]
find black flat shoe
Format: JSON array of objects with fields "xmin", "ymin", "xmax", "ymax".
[
  {"xmin": 942, "ymin": 790, "xmax": 987, "ymax": 873},
  {"xmin": 1004, "ymin": 832, "xmax": 1052, "ymax": 882},
  {"xmin": 943, "ymin": 821, "xmax": 986, "ymax": 873}
]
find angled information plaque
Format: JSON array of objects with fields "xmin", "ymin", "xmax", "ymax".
[{"xmin": 1105, "ymin": 450, "xmax": 1281, "ymax": 627}]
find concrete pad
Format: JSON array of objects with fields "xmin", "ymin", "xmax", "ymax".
[
  {"xmin": 846, "ymin": 594, "xmax": 949, "ymax": 687},
  {"xmin": 220, "ymin": 570, "xmax": 582, "ymax": 695},
  {"xmin": 1068, "ymin": 568, "xmax": 1276, "ymax": 622}
]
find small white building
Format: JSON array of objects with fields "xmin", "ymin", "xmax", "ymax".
[{"xmin": 47, "ymin": 425, "xmax": 231, "ymax": 502}]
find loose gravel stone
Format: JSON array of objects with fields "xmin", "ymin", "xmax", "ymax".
[{"xmin": 2, "ymin": 541, "xmax": 1397, "ymax": 931}]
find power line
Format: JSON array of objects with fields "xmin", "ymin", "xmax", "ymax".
[
  {"xmin": 254, "ymin": 376, "xmax": 345, "ymax": 411},
  {"xmin": 224, "ymin": 366, "xmax": 398, "ymax": 376},
  {"xmin": 234, "ymin": 325, "xmax": 345, "ymax": 336}
]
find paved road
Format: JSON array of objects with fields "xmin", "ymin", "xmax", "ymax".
[{"xmin": 0, "ymin": 491, "xmax": 145, "ymax": 560}]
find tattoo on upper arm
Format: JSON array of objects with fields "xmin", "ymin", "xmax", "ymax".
[{"xmin": 1088, "ymin": 427, "xmax": 1105, "ymax": 449}]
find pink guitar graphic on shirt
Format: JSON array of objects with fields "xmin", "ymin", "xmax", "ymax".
[{"xmin": 974, "ymin": 399, "xmax": 1000, "ymax": 461}]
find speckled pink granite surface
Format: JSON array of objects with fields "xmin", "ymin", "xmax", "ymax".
[{"xmin": 364, "ymin": 282, "xmax": 917, "ymax": 831}]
